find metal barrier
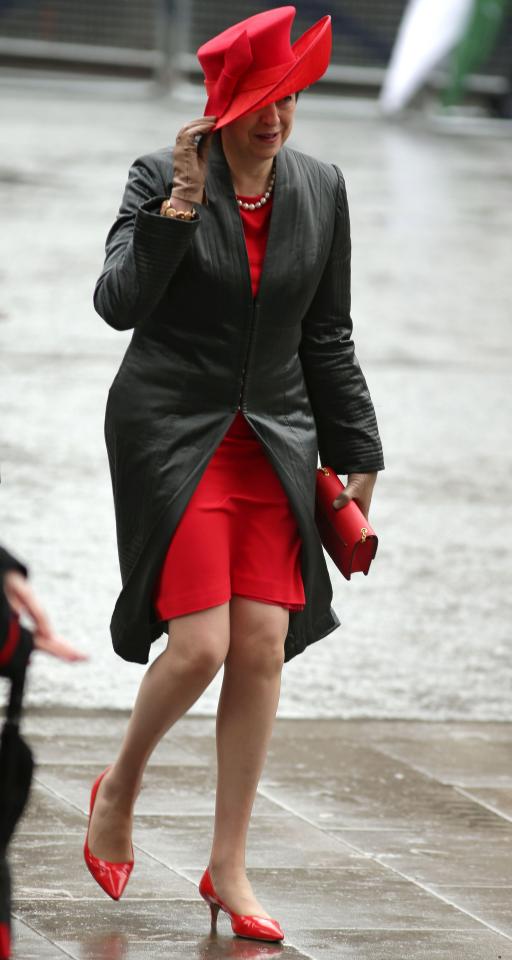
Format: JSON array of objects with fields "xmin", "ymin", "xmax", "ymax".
[{"xmin": 0, "ymin": 0, "xmax": 511, "ymax": 89}]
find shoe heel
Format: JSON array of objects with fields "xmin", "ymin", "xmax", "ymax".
[{"xmin": 209, "ymin": 901, "xmax": 220, "ymax": 931}]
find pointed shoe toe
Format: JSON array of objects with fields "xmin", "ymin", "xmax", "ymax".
[
  {"xmin": 231, "ymin": 914, "xmax": 285, "ymax": 942},
  {"xmin": 83, "ymin": 767, "xmax": 134, "ymax": 901},
  {"xmin": 83, "ymin": 842, "xmax": 134, "ymax": 901}
]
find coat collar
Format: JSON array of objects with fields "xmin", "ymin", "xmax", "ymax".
[{"xmin": 205, "ymin": 131, "xmax": 291, "ymax": 306}]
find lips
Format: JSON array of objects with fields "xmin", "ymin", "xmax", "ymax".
[{"xmin": 255, "ymin": 132, "xmax": 279, "ymax": 142}]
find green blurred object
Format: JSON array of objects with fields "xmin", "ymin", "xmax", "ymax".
[{"xmin": 442, "ymin": 0, "xmax": 511, "ymax": 105}]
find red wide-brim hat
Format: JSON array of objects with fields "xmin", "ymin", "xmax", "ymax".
[{"xmin": 197, "ymin": 6, "xmax": 332, "ymax": 130}]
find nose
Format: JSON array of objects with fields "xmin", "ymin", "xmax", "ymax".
[{"xmin": 259, "ymin": 101, "xmax": 280, "ymax": 125}]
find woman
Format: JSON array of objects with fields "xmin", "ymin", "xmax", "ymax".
[{"xmin": 86, "ymin": 6, "xmax": 385, "ymax": 943}]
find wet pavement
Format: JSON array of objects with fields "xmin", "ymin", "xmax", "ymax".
[
  {"xmin": 0, "ymin": 73, "xmax": 511, "ymax": 718},
  {"xmin": 8, "ymin": 708, "xmax": 512, "ymax": 958}
]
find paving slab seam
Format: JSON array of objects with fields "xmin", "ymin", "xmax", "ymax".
[
  {"xmin": 13, "ymin": 896, "xmax": 201, "ymax": 903},
  {"xmin": 11, "ymin": 912, "xmax": 79, "ymax": 959},
  {"xmin": 256, "ymin": 785, "xmax": 512, "ymax": 943},
  {"xmin": 292, "ymin": 925, "xmax": 510, "ymax": 931},
  {"xmin": 454, "ymin": 785, "xmax": 512, "ymax": 825},
  {"xmin": 269, "ymin": 938, "xmax": 318, "ymax": 960},
  {"xmin": 369, "ymin": 744, "xmax": 512, "ymax": 828},
  {"xmin": 28, "ymin": 759, "xmax": 204, "ymax": 768},
  {"xmin": 32, "ymin": 774, "xmax": 92, "ymax": 817},
  {"xmin": 366, "ymin": 870, "xmax": 512, "ymax": 944},
  {"xmin": 368, "ymin": 743, "xmax": 503, "ymax": 793},
  {"xmin": 332, "ymin": 843, "xmax": 512, "ymax": 943},
  {"xmin": 30, "ymin": 774, "xmax": 208, "ymax": 893}
]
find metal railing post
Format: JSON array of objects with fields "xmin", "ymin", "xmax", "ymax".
[{"xmin": 153, "ymin": 0, "xmax": 191, "ymax": 89}]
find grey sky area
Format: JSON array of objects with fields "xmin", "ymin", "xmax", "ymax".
[{"xmin": 1, "ymin": 75, "xmax": 511, "ymax": 717}]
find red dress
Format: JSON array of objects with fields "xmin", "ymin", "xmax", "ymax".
[{"xmin": 152, "ymin": 193, "xmax": 306, "ymax": 619}]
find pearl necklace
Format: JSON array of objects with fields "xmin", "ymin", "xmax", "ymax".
[{"xmin": 236, "ymin": 162, "xmax": 276, "ymax": 211}]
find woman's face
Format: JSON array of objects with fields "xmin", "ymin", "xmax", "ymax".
[{"xmin": 221, "ymin": 94, "xmax": 297, "ymax": 163}]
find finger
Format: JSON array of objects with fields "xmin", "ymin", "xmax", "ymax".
[
  {"xmin": 332, "ymin": 491, "xmax": 352, "ymax": 510},
  {"xmin": 34, "ymin": 632, "xmax": 89, "ymax": 662},
  {"xmin": 177, "ymin": 117, "xmax": 218, "ymax": 139},
  {"xmin": 197, "ymin": 130, "xmax": 215, "ymax": 160},
  {"xmin": 180, "ymin": 115, "xmax": 217, "ymax": 127}
]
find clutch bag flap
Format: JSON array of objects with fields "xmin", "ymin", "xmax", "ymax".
[{"xmin": 315, "ymin": 466, "xmax": 378, "ymax": 580}]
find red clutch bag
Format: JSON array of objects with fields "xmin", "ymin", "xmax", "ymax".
[{"xmin": 315, "ymin": 466, "xmax": 378, "ymax": 580}]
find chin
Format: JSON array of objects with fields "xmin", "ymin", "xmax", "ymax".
[{"xmin": 251, "ymin": 139, "xmax": 281, "ymax": 156}]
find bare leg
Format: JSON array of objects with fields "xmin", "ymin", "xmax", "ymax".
[
  {"xmin": 208, "ymin": 596, "xmax": 288, "ymax": 918},
  {"xmin": 87, "ymin": 601, "xmax": 231, "ymax": 862}
]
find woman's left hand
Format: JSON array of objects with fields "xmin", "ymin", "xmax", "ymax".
[
  {"xmin": 332, "ymin": 471, "xmax": 378, "ymax": 520},
  {"xmin": 4, "ymin": 570, "xmax": 88, "ymax": 662}
]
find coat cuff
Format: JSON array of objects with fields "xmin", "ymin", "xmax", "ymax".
[
  {"xmin": 0, "ymin": 620, "xmax": 34, "ymax": 680},
  {"xmin": 133, "ymin": 196, "xmax": 201, "ymax": 274},
  {"xmin": 0, "ymin": 546, "xmax": 28, "ymax": 579}
]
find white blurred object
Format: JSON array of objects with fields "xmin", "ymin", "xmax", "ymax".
[{"xmin": 380, "ymin": 0, "xmax": 474, "ymax": 113}]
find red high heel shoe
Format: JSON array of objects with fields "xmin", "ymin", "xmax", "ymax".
[
  {"xmin": 83, "ymin": 766, "xmax": 134, "ymax": 900},
  {"xmin": 199, "ymin": 867, "xmax": 285, "ymax": 942}
]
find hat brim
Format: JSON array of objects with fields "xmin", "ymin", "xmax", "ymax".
[{"xmin": 209, "ymin": 15, "xmax": 332, "ymax": 131}]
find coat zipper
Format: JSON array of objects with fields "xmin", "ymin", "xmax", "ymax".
[{"xmin": 238, "ymin": 299, "xmax": 258, "ymax": 411}]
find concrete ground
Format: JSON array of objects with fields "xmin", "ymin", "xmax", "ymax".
[{"xmin": 8, "ymin": 709, "xmax": 512, "ymax": 959}]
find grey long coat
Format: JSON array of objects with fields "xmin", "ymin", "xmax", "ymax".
[{"xmin": 94, "ymin": 131, "xmax": 384, "ymax": 665}]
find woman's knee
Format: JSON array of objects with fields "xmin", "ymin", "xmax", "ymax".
[
  {"xmin": 166, "ymin": 603, "xmax": 230, "ymax": 675},
  {"xmin": 228, "ymin": 598, "xmax": 287, "ymax": 673}
]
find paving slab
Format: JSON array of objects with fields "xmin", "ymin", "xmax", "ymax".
[
  {"xmin": 10, "ymin": 834, "xmax": 194, "ymax": 901},
  {"xmin": 26, "ymin": 732, "xmax": 208, "ymax": 768},
  {"xmin": 374, "ymin": 737, "xmax": 512, "ymax": 786},
  {"xmin": 133, "ymin": 814, "xmax": 359, "ymax": 870},
  {"xmin": 329, "ymin": 827, "xmax": 512, "ymax": 886},
  {"xmin": 52, "ymin": 937, "xmax": 306, "ymax": 960},
  {"xmin": 259, "ymin": 741, "xmax": 497, "ymax": 830},
  {"xmin": 263, "ymin": 719, "xmax": 512, "ymax": 744},
  {"xmin": 183, "ymin": 865, "xmax": 483, "ymax": 932},
  {"xmin": 294, "ymin": 928, "xmax": 512, "ymax": 960},
  {"xmin": 20, "ymin": 710, "xmax": 216, "ymax": 742},
  {"xmin": 12, "ymin": 899, "xmax": 308, "ymax": 956},
  {"xmin": 34, "ymin": 763, "xmax": 286, "ymax": 818},
  {"xmin": 10, "ymin": 918, "xmax": 72, "ymax": 959},
  {"xmin": 16, "ymin": 783, "xmax": 85, "ymax": 836},
  {"xmin": 425, "ymin": 886, "xmax": 512, "ymax": 940}
]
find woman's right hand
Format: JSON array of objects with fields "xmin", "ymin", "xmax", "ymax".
[{"xmin": 170, "ymin": 116, "xmax": 217, "ymax": 206}]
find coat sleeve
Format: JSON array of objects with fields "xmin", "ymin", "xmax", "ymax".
[
  {"xmin": 298, "ymin": 165, "xmax": 385, "ymax": 475},
  {"xmin": 0, "ymin": 545, "xmax": 33, "ymax": 680},
  {"xmin": 93, "ymin": 152, "xmax": 201, "ymax": 331}
]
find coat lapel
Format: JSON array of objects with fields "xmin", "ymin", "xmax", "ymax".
[
  {"xmin": 257, "ymin": 143, "xmax": 292, "ymax": 307},
  {"xmin": 205, "ymin": 133, "xmax": 295, "ymax": 307},
  {"xmin": 205, "ymin": 133, "xmax": 252, "ymax": 303}
]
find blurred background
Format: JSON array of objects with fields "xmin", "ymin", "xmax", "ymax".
[
  {"xmin": 0, "ymin": 0, "xmax": 511, "ymax": 719},
  {"xmin": 1, "ymin": 0, "xmax": 512, "ymax": 113}
]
